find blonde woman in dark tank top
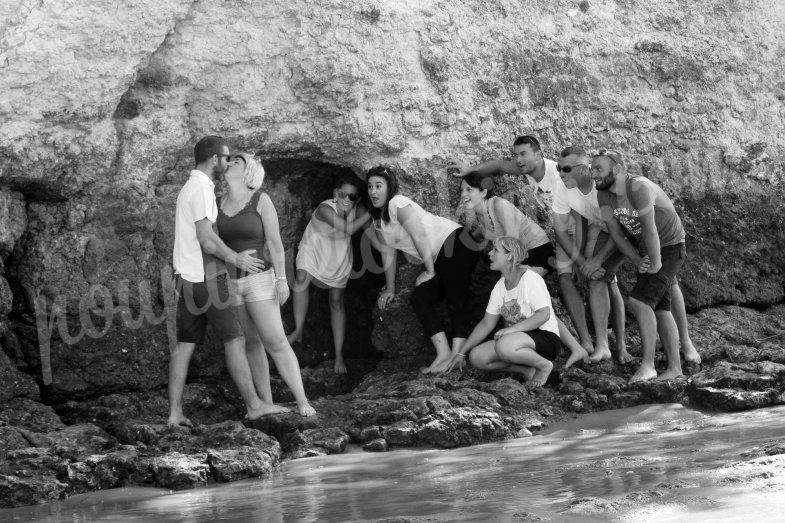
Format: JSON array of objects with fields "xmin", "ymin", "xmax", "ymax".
[{"xmin": 217, "ymin": 153, "xmax": 315, "ymax": 417}]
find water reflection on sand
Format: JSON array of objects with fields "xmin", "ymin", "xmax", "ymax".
[{"xmin": 5, "ymin": 403, "xmax": 785, "ymax": 522}]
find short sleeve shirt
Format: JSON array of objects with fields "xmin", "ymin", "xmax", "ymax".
[
  {"xmin": 597, "ymin": 176, "xmax": 686, "ymax": 253},
  {"xmin": 486, "ymin": 270, "xmax": 559, "ymax": 336},
  {"xmin": 525, "ymin": 158, "xmax": 561, "ymax": 211},
  {"xmin": 173, "ymin": 170, "xmax": 218, "ymax": 283},
  {"xmin": 551, "ymin": 183, "xmax": 608, "ymax": 231},
  {"xmin": 487, "ymin": 197, "xmax": 551, "ymax": 250},
  {"xmin": 375, "ymin": 195, "xmax": 460, "ymax": 263}
]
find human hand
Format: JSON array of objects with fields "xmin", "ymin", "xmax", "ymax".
[
  {"xmin": 494, "ymin": 327, "xmax": 515, "ymax": 340},
  {"xmin": 275, "ymin": 279, "xmax": 289, "ymax": 305},
  {"xmin": 589, "ymin": 267, "xmax": 607, "ymax": 280},
  {"xmin": 448, "ymin": 158, "xmax": 472, "ymax": 178},
  {"xmin": 580, "ymin": 257, "xmax": 603, "ymax": 279},
  {"xmin": 376, "ymin": 286, "xmax": 395, "ymax": 310},
  {"xmin": 415, "ymin": 270, "xmax": 436, "ymax": 287},
  {"xmin": 646, "ymin": 256, "xmax": 662, "ymax": 274},
  {"xmin": 638, "ymin": 255, "xmax": 651, "ymax": 273},
  {"xmin": 233, "ymin": 249, "xmax": 266, "ymax": 273},
  {"xmin": 444, "ymin": 353, "xmax": 466, "ymax": 373}
]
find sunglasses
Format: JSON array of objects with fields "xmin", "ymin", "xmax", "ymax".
[
  {"xmin": 336, "ymin": 189, "xmax": 360, "ymax": 202},
  {"xmin": 215, "ymin": 154, "xmax": 232, "ymax": 161},
  {"xmin": 556, "ymin": 163, "xmax": 588, "ymax": 173}
]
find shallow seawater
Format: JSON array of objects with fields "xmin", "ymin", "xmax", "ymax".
[{"xmin": 5, "ymin": 403, "xmax": 785, "ymax": 522}]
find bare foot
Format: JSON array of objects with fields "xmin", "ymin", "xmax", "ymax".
[
  {"xmin": 247, "ymin": 403, "xmax": 291, "ymax": 420},
  {"xmin": 616, "ymin": 348, "xmax": 635, "ymax": 365},
  {"xmin": 167, "ymin": 414, "xmax": 193, "ymax": 428},
  {"xmin": 628, "ymin": 365, "xmax": 658, "ymax": 383},
  {"xmin": 681, "ymin": 339, "xmax": 701, "ymax": 364},
  {"xmin": 286, "ymin": 331, "xmax": 302, "ymax": 345},
  {"xmin": 588, "ymin": 345, "xmax": 612, "ymax": 363},
  {"xmin": 656, "ymin": 368, "xmax": 684, "ymax": 381},
  {"xmin": 581, "ymin": 340, "xmax": 595, "ymax": 355},
  {"xmin": 564, "ymin": 345, "xmax": 589, "ymax": 368},
  {"xmin": 334, "ymin": 358, "xmax": 347, "ymax": 374},
  {"xmin": 529, "ymin": 361, "xmax": 553, "ymax": 387},
  {"xmin": 298, "ymin": 401, "xmax": 316, "ymax": 417}
]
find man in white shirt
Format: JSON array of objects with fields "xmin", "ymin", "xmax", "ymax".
[
  {"xmin": 450, "ymin": 136, "xmax": 597, "ymax": 357},
  {"xmin": 168, "ymin": 135, "xmax": 271, "ymax": 427},
  {"xmin": 552, "ymin": 146, "xmax": 630, "ymax": 364}
]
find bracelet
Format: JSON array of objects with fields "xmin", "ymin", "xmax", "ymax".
[
  {"xmin": 456, "ymin": 353, "xmax": 465, "ymax": 358},
  {"xmin": 275, "ymin": 277, "xmax": 287, "ymax": 282}
]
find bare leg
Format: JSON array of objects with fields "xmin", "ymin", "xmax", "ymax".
[
  {"xmin": 559, "ymin": 319, "xmax": 589, "ymax": 368},
  {"xmin": 608, "ymin": 280, "xmax": 632, "ymax": 363},
  {"xmin": 168, "ymin": 342, "xmax": 196, "ymax": 427},
  {"xmin": 235, "ymin": 305, "xmax": 289, "ymax": 413},
  {"xmin": 655, "ymin": 309, "xmax": 683, "ymax": 380},
  {"xmin": 587, "ymin": 280, "xmax": 612, "ymax": 363},
  {"xmin": 468, "ymin": 341, "xmax": 536, "ymax": 381},
  {"xmin": 328, "ymin": 287, "xmax": 347, "ymax": 374},
  {"xmin": 421, "ymin": 332, "xmax": 453, "ymax": 374},
  {"xmin": 628, "ymin": 297, "xmax": 658, "ymax": 383},
  {"xmin": 495, "ymin": 332, "xmax": 554, "ymax": 387},
  {"xmin": 246, "ymin": 299, "xmax": 316, "ymax": 417},
  {"xmin": 224, "ymin": 336, "xmax": 278, "ymax": 420},
  {"xmin": 559, "ymin": 273, "xmax": 594, "ymax": 353},
  {"xmin": 670, "ymin": 280, "xmax": 701, "ymax": 364},
  {"xmin": 286, "ymin": 269, "xmax": 310, "ymax": 344}
]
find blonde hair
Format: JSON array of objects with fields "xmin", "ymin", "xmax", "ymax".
[
  {"xmin": 238, "ymin": 153, "xmax": 265, "ymax": 190},
  {"xmin": 494, "ymin": 236, "xmax": 528, "ymax": 266}
]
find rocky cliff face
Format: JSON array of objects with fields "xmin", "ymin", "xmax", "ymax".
[{"xmin": 1, "ymin": 0, "xmax": 784, "ymax": 399}]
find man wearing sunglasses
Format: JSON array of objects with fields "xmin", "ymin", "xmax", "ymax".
[
  {"xmin": 169, "ymin": 135, "xmax": 272, "ymax": 427},
  {"xmin": 450, "ymin": 135, "xmax": 598, "ymax": 358},
  {"xmin": 552, "ymin": 146, "xmax": 631, "ymax": 365},
  {"xmin": 592, "ymin": 150, "xmax": 699, "ymax": 383}
]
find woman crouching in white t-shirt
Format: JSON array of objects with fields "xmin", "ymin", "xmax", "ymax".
[
  {"xmin": 445, "ymin": 236, "xmax": 561, "ymax": 386},
  {"xmin": 364, "ymin": 166, "xmax": 480, "ymax": 374}
]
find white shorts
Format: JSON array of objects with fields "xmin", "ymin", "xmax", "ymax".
[{"xmin": 229, "ymin": 269, "xmax": 276, "ymax": 304}]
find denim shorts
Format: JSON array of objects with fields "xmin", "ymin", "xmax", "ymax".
[
  {"xmin": 630, "ymin": 242, "xmax": 686, "ymax": 311},
  {"xmin": 229, "ymin": 269, "xmax": 277, "ymax": 304}
]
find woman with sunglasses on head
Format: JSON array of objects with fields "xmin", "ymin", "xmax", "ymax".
[
  {"xmin": 444, "ymin": 237, "xmax": 560, "ymax": 386},
  {"xmin": 457, "ymin": 173, "xmax": 589, "ymax": 368},
  {"xmin": 286, "ymin": 176, "xmax": 370, "ymax": 374},
  {"xmin": 364, "ymin": 166, "xmax": 480, "ymax": 374},
  {"xmin": 217, "ymin": 153, "xmax": 315, "ymax": 416}
]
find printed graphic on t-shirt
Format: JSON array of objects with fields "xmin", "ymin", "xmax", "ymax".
[
  {"xmin": 614, "ymin": 207, "xmax": 642, "ymax": 239},
  {"xmin": 499, "ymin": 298, "xmax": 532, "ymax": 327},
  {"xmin": 533, "ymin": 186, "xmax": 553, "ymax": 210}
]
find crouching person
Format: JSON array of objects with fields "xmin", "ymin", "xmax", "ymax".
[{"xmin": 445, "ymin": 237, "xmax": 561, "ymax": 387}]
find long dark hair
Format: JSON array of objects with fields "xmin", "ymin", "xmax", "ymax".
[
  {"xmin": 365, "ymin": 166, "xmax": 399, "ymax": 223},
  {"xmin": 462, "ymin": 173, "xmax": 495, "ymax": 199}
]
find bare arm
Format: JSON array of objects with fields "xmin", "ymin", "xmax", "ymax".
[
  {"xmin": 459, "ymin": 312, "xmax": 500, "ymax": 355},
  {"xmin": 366, "ymin": 224, "xmax": 398, "ymax": 309},
  {"xmin": 552, "ymin": 210, "xmax": 586, "ymax": 266},
  {"xmin": 638, "ymin": 208, "xmax": 661, "ymax": 273},
  {"xmin": 314, "ymin": 203, "xmax": 372, "ymax": 235},
  {"xmin": 605, "ymin": 217, "xmax": 644, "ymax": 267},
  {"xmin": 258, "ymin": 193, "xmax": 290, "ymax": 304},
  {"xmin": 495, "ymin": 307, "xmax": 550, "ymax": 339},
  {"xmin": 449, "ymin": 158, "xmax": 521, "ymax": 178},
  {"xmin": 195, "ymin": 218, "xmax": 264, "ymax": 273}
]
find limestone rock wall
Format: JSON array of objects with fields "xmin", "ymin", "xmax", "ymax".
[{"xmin": 1, "ymin": 0, "xmax": 784, "ymax": 398}]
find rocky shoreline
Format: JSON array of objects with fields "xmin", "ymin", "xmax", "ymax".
[{"xmin": 1, "ymin": 303, "xmax": 783, "ymax": 508}]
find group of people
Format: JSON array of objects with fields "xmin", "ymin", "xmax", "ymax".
[{"xmin": 167, "ymin": 133, "xmax": 702, "ymax": 425}]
